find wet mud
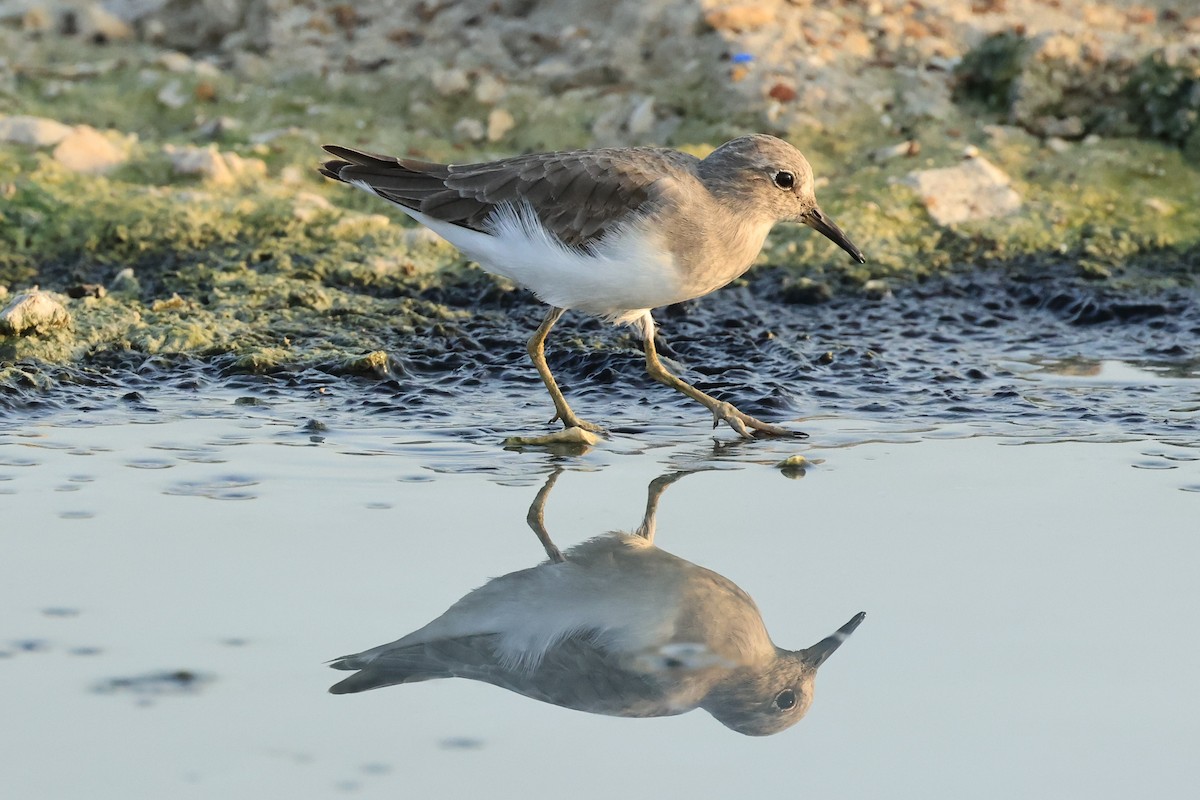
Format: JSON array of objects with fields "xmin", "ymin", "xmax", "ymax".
[{"xmin": 3, "ymin": 265, "xmax": 1196, "ymax": 455}]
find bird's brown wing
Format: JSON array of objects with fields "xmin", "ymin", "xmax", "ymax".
[{"xmin": 320, "ymin": 145, "xmax": 699, "ymax": 249}]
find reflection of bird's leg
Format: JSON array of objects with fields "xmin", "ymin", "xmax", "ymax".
[
  {"xmin": 638, "ymin": 312, "xmax": 798, "ymax": 439},
  {"xmin": 635, "ymin": 471, "xmax": 692, "ymax": 543},
  {"xmin": 528, "ymin": 307, "xmax": 602, "ymax": 432},
  {"xmin": 526, "ymin": 468, "xmax": 566, "ymax": 563}
]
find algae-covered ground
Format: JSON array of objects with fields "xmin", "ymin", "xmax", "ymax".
[{"xmin": 1, "ymin": 16, "xmax": 1198, "ymax": 404}]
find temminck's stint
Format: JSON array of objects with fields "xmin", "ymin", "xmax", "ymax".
[
  {"xmin": 328, "ymin": 471, "xmax": 865, "ymax": 735},
  {"xmin": 320, "ymin": 135, "xmax": 865, "ymax": 437}
]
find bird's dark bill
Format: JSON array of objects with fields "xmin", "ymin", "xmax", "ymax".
[
  {"xmin": 802, "ymin": 611, "xmax": 866, "ymax": 668},
  {"xmin": 805, "ymin": 208, "xmax": 865, "ymax": 264}
]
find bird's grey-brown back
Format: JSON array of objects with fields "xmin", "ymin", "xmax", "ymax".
[{"xmin": 321, "ymin": 144, "xmax": 698, "ymax": 249}]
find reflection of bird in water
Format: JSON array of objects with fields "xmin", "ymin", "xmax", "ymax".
[{"xmin": 329, "ymin": 471, "xmax": 864, "ymax": 735}]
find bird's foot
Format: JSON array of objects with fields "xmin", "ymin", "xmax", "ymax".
[
  {"xmin": 549, "ymin": 411, "xmax": 605, "ymax": 434},
  {"xmin": 710, "ymin": 402, "xmax": 806, "ymax": 440}
]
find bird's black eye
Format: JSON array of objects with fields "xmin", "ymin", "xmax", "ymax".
[
  {"xmin": 773, "ymin": 689, "xmax": 797, "ymax": 711},
  {"xmin": 773, "ymin": 171, "xmax": 795, "ymax": 190}
]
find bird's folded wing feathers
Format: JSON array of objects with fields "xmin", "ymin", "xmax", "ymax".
[
  {"xmin": 329, "ymin": 632, "xmax": 678, "ymax": 716},
  {"xmin": 320, "ymin": 145, "xmax": 699, "ymax": 248}
]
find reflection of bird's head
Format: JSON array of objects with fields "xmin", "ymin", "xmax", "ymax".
[
  {"xmin": 701, "ymin": 612, "xmax": 865, "ymax": 736},
  {"xmin": 701, "ymin": 652, "xmax": 817, "ymax": 736}
]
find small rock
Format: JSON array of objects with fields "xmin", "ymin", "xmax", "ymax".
[
  {"xmin": 431, "ymin": 67, "xmax": 470, "ymax": 96},
  {"xmin": 863, "ymin": 279, "xmax": 893, "ymax": 301},
  {"xmin": 163, "ymin": 144, "xmax": 266, "ymax": 185},
  {"xmin": 902, "ymin": 156, "xmax": 1022, "ymax": 226},
  {"xmin": 22, "ymin": 6, "xmax": 53, "ymax": 34},
  {"xmin": 626, "ymin": 96, "xmax": 656, "ymax": 137},
  {"xmin": 775, "ymin": 454, "xmax": 811, "ymax": 479},
  {"xmin": 157, "ymin": 51, "xmax": 196, "ymax": 72},
  {"xmin": 0, "ymin": 290, "xmax": 71, "ymax": 336},
  {"xmin": 196, "ymin": 116, "xmax": 241, "ymax": 139},
  {"xmin": 1044, "ymin": 137, "xmax": 1070, "ymax": 153},
  {"xmin": 157, "ymin": 80, "xmax": 189, "ymax": 109},
  {"xmin": 52, "ymin": 126, "xmax": 131, "ymax": 174},
  {"xmin": 109, "ymin": 268, "xmax": 140, "ymax": 295},
  {"xmin": 1143, "ymin": 197, "xmax": 1174, "ymax": 216},
  {"xmin": 705, "ymin": 5, "xmax": 776, "ymax": 32},
  {"xmin": 0, "ymin": 115, "xmax": 74, "ymax": 147},
  {"xmin": 452, "ymin": 117, "xmax": 485, "ymax": 142},
  {"xmin": 870, "ymin": 140, "xmax": 921, "ymax": 162},
  {"xmin": 486, "ymin": 108, "xmax": 515, "ymax": 143},
  {"xmin": 473, "ymin": 72, "xmax": 507, "ymax": 105},
  {"xmin": 70, "ymin": 2, "xmax": 134, "ymax": 42}
]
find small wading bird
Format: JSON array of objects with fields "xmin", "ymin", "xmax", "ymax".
[
  {"xmin": 320, "ymin": 135, "xmax": 865, "ymax": 438},
  {"xmin": 328, "ymin": 471, "xmax": 865, "ymax": 735}
]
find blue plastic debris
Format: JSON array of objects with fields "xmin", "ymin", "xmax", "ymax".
[{"xmin": 731, "ymin": 52, "xmax": 755, "ymax": 64}]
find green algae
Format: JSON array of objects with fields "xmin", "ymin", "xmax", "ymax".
[{"xmin": 2, "ymin": 34, "xmax": 1198, "ymax": 391}]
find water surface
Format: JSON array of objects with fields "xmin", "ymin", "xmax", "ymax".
[{"xmin": 2, "ymin": 371, "xmax": 1197, "ymax": 798}]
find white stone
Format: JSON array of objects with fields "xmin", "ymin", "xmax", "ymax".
[
  {"xmin": 0, "ymin": 290, "xmax": 71, "ymax": 336},
  {"xmin": 52, "ymin": 126, "xmax": 132, "ymax": 174},
  {"xmin": 0, "ymin": 114, "xmax": 74, "ymax": 147},
  {"xmin": 157, "ymin": 79, "xmax": 189, "ymax": 109},
  {"xmin": 902, "ymin": 156, "xmax": 1023, "ymax": 226},
  {"xmin": 452, "ymin": 117, "xmax": 485, "ymax": 142},
  {"xmin": 473, "ymin": 72, "xmax": 507, "ymax": 105},
  {"xmin": 163, "ymin": 143, "xmax": 265, "ymax": 185},
  {"xmin": 627, "ymin": 95, "xmax": 656, "ymax": 137},
  {"xmin": 431, "ymin": 67, "xmax": 470, "ymax": 97}
]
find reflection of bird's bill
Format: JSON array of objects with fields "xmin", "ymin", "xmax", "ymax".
[{"xmin": 801, "ymin": 611, "xmax": 866, "ymax": 668}]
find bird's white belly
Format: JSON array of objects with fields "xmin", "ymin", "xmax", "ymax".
[{"xmin": 400, "ymin": 202, "xmax": 687, "ymax": 324}]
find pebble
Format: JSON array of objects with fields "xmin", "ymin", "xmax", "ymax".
[
  {"xmin": 157, "ymin": 80, "xmax": 190, "ymax": 109},
  {"xmin": 1142, "ymin": 197, "xmax": 1174, "ymax": 216},
  {"xmin": 870, "ymin": 140, "xmax": 921, "ymax": 162},
  {"xmin": 705, "ymin": 5, "xmax": 776, "ymax": 32},
  {"xmin": 626, "ymin": 96, "xmax": 656, "ymax": 137},
  {"xmin": 902, "ymin": 156, "xmax": 1022, "ymax": 226},
  {"xmin": 486, "ymin": 108, "xmax": 515, "ymax": 143},
  {"xmin": 0, "ymin": 290, "xmax": 71, "ymax": 336},
  {"xmin": 109, "ymin": 268, "xmax": 140, "ymax": 295},
  {"xmin": 52, "ymin": 126, "xmax": 132, "ymax": 174},
  {"xmin": 863, "ymin": 279, "xmax": 893, "ymax": 301},
  {"xmin": 0, "ymin": 115, "xmax": 74, "ymax": 147},
  {"xmin": 163, "ymin": 144, "xmax": 267, "ymax": 185},
  {"xmin": 473, "ymin": 72, "xmax": 507, "ymax": 105},
  {"xmin": 452, "ymin": 117, "xmax": 486, "ymax": 142},
  {"xmin": 431, "ymin": 67, "xmax": 470, "ymax": 96},
  {"xmin": 71, "ymin": 2, "xmax": 134, "ymax": 42}
]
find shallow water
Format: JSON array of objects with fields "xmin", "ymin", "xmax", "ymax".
[{"xmin": 2, "ymin": 349, "xmax": 1198, "ymax": 798}]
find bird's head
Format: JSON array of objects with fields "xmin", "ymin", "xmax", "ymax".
[
  {"xmin": 701, "ymin": 135, "xmax": 865, "ymax": 264},
  {"xmin": 700, "ymin": 611, "xmax": 865, "ymax": 736}
]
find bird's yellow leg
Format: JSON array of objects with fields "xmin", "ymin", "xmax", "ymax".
[
  {"xmin": 639, "ymin": 313, "xmax": 802, "ymax": 439},
  {"xmin": 527, "ymin": 307, "xmax": 604, "ymax": 432}
]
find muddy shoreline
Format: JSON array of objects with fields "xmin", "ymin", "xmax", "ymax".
[{"xmin": 2, "ymin": 1, "xmax": 1198, "ymax": 404}]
